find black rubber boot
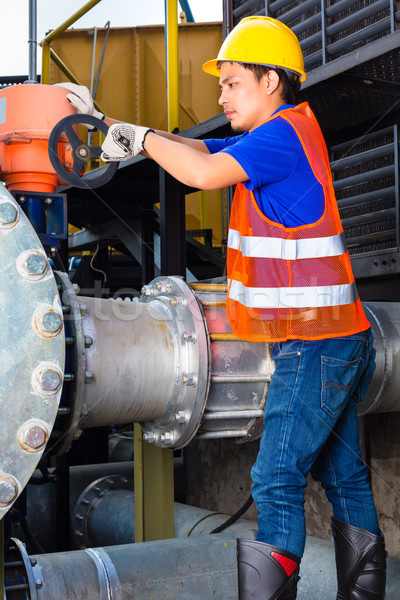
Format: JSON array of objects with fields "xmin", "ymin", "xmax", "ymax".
[
  {"xmin": 332, "ymin": 518, "xmax": 386, "ymax": 599},
  {"xmin": 237, "ymin": 538, "xmax": 301, "ymax": 599}
]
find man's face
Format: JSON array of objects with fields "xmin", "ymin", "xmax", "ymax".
[{"xmin": 218, "ymin": 62, "xmax": 275, "ymax": 132}]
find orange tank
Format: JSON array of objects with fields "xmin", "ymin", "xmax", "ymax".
[{"xmin": 0, "ymin": 84, "xmax": 77, "ymax": 193}]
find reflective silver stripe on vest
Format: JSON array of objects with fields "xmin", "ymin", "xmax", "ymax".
[
  {"xmin": 228, "ymin": 229, "xmax": 347, "ymax": 260},
  {"xmin": 228, "ymin": 279, "xmax": 358, "ymax": 309}
]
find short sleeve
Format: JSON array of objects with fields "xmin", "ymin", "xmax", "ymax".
[{"xmin": 220, "ymin": 117, "xmax": 303, "ymax": 189}]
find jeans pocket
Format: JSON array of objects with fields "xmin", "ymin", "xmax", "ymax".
[
  {"xmin": 358, "ymin": 347, "xmax": 376, "ymax": 401},
  {"xmin": 321, "ymin": 355, "xmax": 363, "ymax": 419}
]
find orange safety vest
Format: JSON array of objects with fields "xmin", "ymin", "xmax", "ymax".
[{"xmin": 227, "ymin": 102, "xmax": 370, "ymax": 342}]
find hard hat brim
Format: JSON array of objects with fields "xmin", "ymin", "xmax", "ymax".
[{"xmin": 202, "ymin": 58, "xmax": 307, "ymax": 83}]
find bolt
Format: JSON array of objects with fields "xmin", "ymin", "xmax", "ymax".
[
  {"xmin": 0, "ymin": 476, "xmax": 18, "ymax": 506},
  {"xmin": 78, "ymin": 147, "xmax": 89, "ymax": 158},
  {"xmin": 24, "ymin": 253, "xmax": 48, "ymax": 277},
  {"xmin": 44, "ymin": 198, "xmax": 53, "ymax": 205},
  {"xmin": 19, "ymin": 195, "xmax": 26, "ymax": 203},
  {"xmin": 160, "ymin": 432, "xmax": 173, "ymax": 445},
  {"xmin": 143, "ymin": 431, "xmax": 156, "ymax": 443},
  {"xmin": 30, "ymin": 558, "xmax": 37, "ymax": 566},
  {"xmin": 75, "ymin": 530, "xmax": 83, "ymax": 537},
  {"xmin": 141, "ymin": 284, "xmax": 156, "ymax": 297},
  {"xmin": 66, "ymin": 162, "xmax": 71, "ymax": 167},
  {"xmin": 80, "ymin": 304, "xmax": 88, "ymax": 317},
  {"xmin": 170, "ymin": 296, "xmax": 187, "ymax": 308},
  {"xmin": 81, "ymin": 403, "xmax": 89, "ymax": 416},
  {"xmin": 35, "ymin": 579, "xmax": 43, "ymax": 589},
  {"xmin": 73, "ymin": 283, "xmax": 80, "ymax": 294},
  {"xmin": 37, "ymin": 310, "xmax": 63, "ymax": 335},
  {"xmin": 39, "ymin": 369, "xmax": 62, "ymax": 393},
  {"xmin": 175, "ymin": 411, "xmax": 187, "ymax": 424},
  {"xmin": 182, "ymin": 330, "xmax": 196, "ymax": 343},
  {"xmin": 66, "ymin": 145, "xmax": 71, "ymax": 150},
  {"xmin": 84, "ymin": 336, "xmax": 93, "ymax": 348},
  {"xmin": 19, "ymin": 424, "xmax": 48, "ymax": 451},
  {"xmin": 182, "ymin": 372, "xmax": 196, "ymax": 386},
  {"xmin": 85, "ymin": 371, "xmax": 93, "ymax": 384},
  {"xmin": 0, "ymin": 202, "xmax": 18, "ymax": 226},
  {"xmin": 76, "ymin": 514, "xmax": 84, "ymax": 521},
  {"xmin": 156, "ymin": 280, "xmax": 172, "ymax": 294}
]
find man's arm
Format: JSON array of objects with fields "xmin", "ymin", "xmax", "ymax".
[
  {"xmin": 104, "ymin": 117, "xmax": 209, "ymax": 153},
  {"xmin": 142, "ymin": 131, "xmax": 249, "ymax": 190}
]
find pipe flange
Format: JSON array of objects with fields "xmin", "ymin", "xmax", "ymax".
[
  {"xmin": 0, "ymin": 185, "xmax": 65, "ymax": 519},
  {"xmin": 6, "ymin": 538, "xmax": 39, "ymax": 599},
  {"xmin": 140, "ymin": 276, "xmax": 210, "ymax": 449},
  {"xmin": 50, "ymin": 272, "xmax": 86, "ymax": 455},
  {"xmin": 72, "ymin": 474, "xmax": 133, "ymax": 549}
]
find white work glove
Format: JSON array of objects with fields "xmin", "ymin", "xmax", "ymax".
[
  {"xmin": 55, "ymin": 82, "xmax": 104, "ymax": 129},
  {"xmin": 101, "ymin": 123, "xmax": 154, "ymax": 162}
]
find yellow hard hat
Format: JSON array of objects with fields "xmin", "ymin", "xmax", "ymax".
[{"xmin": 202, "ymin": 16, "xmax": 307, "ymax": 83}]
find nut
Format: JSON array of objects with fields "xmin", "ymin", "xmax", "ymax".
[
  {"xmin": 23, "ymin": 252, "xmax": 48, "ymax": 278},
  {"xmin": 175, "ymin": 411, "xmax": 187, "ymax": 424},
  {"xmin": 182, "ymin": 372, "xmax": 196, "ymax": 387},
  {"xmin": 36, "ymin": 309, "xmax": 63, "ymax": 336},
  {"xmin": 156, "ymin": 280, "xmax": 172, "ymax": 294},
  {"xmin": 80, "ymin": 304, "xmax": 88, "ymax": 317},
  {"xmin": 141, "ymin": 284, "xmax": 156, "ymax": 297},
  {"xmin": 0, "ymin": 475, "xmax": 18, "ymax": 506},
  {"xmin": 160, "ymin": 432, "xmax": 173, "ymax": 445},
  {"xmin": 143, "ymin": 431, "xmax": 156, "ymax": 443},
  {"xmin": 0, "ymin": 202, "xmax": 18, "ymax": 227},
  {"xmin": 182, "ymin": 330, "xmax": 196, "ymax": 343},
  {"xmin": 44, "ymin": 198, "xmax": 53, "ymax": 205},
  {"xmin": 18, "ymin": 422, "xmax": 48, "ymax": 452},
  {"xmin": 85, "ymin": 371, "xmax": 94, "ymax": 384},
  {"xmin": 39, "ymin": 368, "xmax": 62, "ymax": 393},
  {"xmin": 84, "ymin": 336, "xmax": 93, "ymax": 348}
]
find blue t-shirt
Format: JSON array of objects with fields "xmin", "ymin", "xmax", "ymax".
[{"xmin": 204, "ymin": 105, "xmax": 325, "ymax": 227}]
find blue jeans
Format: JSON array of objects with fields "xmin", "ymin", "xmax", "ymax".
[{"xmin": 251, "ymin": 328, "xmax": 379, "ymax": 558}]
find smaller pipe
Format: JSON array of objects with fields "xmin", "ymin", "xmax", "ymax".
[
  {"xmin": 210, "ymin": 333, "xmax": 240, "ymax": 341},
  {"xmin": 190, "ymin": 283, "xmax": 227, "ymax": 292},
  {"xmin": 337, "ymin": 186, "xmax": 395, "ymax": 210},
  {"xmin": 210, "ymin": 374, "xmax": 271, "ymax": 383},
  {"xmin": 196, "ymin": 430, "xmax": 248, "ymax": 439},
  {"xmin": 333, "ymin": 166, "xmax": 394, "ymax": 191},
  {"xmin": 28, "ymin": 0, "xmax": 37, "ymax": 82},
  {"xmin": 202, "ymin": 410, "xmax": 264, "ymax": 420},
  {"xmin": 330, "ymin": 143, "xmax": 394, "ymax": 171}
]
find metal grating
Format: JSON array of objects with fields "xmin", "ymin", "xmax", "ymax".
[
  {"xmin": 330, "ymin": 125, "xmax": 399, "ymax": 255},
  {"xmin": 230, "ymin": 0, "xmax": 399, "ymax": 75}
]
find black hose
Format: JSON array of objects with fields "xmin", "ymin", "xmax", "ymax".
[{"xmin": 210, "ymin": 494, "xmax": 254, "ymax": 534}]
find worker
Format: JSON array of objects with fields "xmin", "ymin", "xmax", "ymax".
[{"xmin": 57, "ymin": 15, "xmax": 386, "ymax": 600}]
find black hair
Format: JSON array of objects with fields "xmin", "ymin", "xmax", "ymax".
[{"xmin": 239, "ymin": 63, "xmax": 301, "ymax": 105}]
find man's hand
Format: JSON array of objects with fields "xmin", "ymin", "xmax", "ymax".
[
  {"xmin": 55, "ymin": 82, "xmax": 104, "ymax": 129},
  {"xmin": 101, "ymin": 123, "xmax": 154, "ymax": 161}
]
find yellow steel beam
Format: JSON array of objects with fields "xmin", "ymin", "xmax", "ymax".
[
  {"xmin": 165, "ymin": 0, "xmax": 179, "ymax": 132},
  {"xmin": 134, "ymin": 423, "xmax": 175, "ymax": 542},
  {"xmin": 40, "ymin": 0, "xmax": 103, "ymax": 46}
]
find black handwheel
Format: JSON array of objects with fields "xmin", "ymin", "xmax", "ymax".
[{"xmin": 48, "ymin": 114, "xmax": 118, "ymax": 189}]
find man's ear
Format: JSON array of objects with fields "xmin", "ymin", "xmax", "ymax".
[{"xmin": 263, "ymin": 70, "xmax": 280, "ymax": 95}]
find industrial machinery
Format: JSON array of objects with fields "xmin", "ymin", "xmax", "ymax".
[{"xmin": 3, "ymin": 0, "xmax": 400, "ymax": 598}]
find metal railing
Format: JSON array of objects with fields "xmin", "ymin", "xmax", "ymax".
[{"xmin": 230, "ymin": 0, "xmax": 399, "ymax": 73}]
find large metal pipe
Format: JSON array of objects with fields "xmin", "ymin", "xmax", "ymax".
[{"xmin": 9, "ymin": 532, "xmax": 400, "ymax": 599}]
